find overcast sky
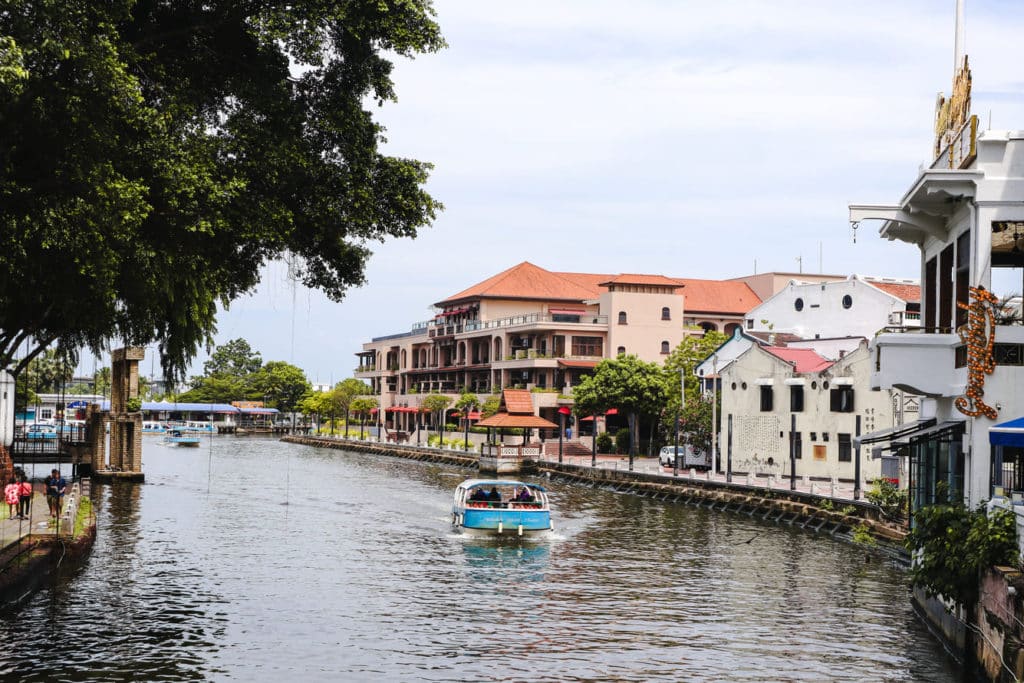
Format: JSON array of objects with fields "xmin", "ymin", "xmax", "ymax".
[{"xmin": 113, "ymin": 1, "xmax": 1024, "ymax": 386}]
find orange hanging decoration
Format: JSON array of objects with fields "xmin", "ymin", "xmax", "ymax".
[{"xmin": 955, "ymin": 286, "xmax": 999, "ymax": 419}]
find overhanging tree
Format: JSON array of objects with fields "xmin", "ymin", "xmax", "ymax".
[
  {"xmin": 572, "ymin": 355, "xmax": 671, "ymax": 470},
  {"xmin": 0, "ymin": 1, "xmax": 444, "ymax": 378}
]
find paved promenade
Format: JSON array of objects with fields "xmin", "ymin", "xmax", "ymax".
[
  {"xmin": 313, "ymin": 434, "xmax": 869, "ymax": 504},
  {"xmin": 0, "ymin": 486, "xmax": 79, "ymax": 552}
]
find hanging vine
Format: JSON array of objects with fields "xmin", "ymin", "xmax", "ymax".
[{"xmin": 955, "ymin": 286, "xmax": 999, "ymax": 419}]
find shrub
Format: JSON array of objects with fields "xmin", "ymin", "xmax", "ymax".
[
  {"xmin": 126, "ymin": 397, "xmax": 142, "ymax": 412},
  {"xmin": 866, "ymin": 479, "xmax": 908, "ymax": 520},
  {"xmin": 852, "ymin": 523, "xmax": 877, "ymax": 547},
  {"xmin": 614, "ymin": 428, "xmax": 630, "ymax": 454},
  {"xmin": 596, "ymin": 432, "xmax": 613, "ymax": 453}
]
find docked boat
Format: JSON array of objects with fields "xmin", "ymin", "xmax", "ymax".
[
  {"xmin": 142, "ymin": 421, "xmax": 167, "ymax": 434},
  {"xmin": 181, "ymin": 420, "xmax": 215, "ymax": 434},
  {"xmin": 451, "ymin": 479, "xmax": 553, "ymax": 537},
  {"xmin": 162, "ymin": 429, "xmax": 201, "ymax": 447}
]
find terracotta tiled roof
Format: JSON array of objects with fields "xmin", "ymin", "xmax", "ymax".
[
  {"xmin": 763, "ymin": 346, "xmax": 834, "ymax": 374},
  {"xmin": 502, "ymin": 389, "xmax": 535, "ymax": 415},
  {"xmin": 673, "ymin": 278, "xmax": 761, "ymax": 315},
  {"xmin": 867, "ymin": 281, "xmax": 921, "ymax": 303},
  {"xmin": 555, "ymin": 271, "xmax": 612, "ymax": 297},
  {"xmin": 438, "ymin": 262, "xmax": 598, "ymax": 305},
  {"xmin": 475, "ymin": 413, "xmax": 559, "ymax": 428},
  {"xmin": 599, "ymin": 274, "xmax": 683, "ymax": 288}
]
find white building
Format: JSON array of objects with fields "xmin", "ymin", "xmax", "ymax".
[
  {"xmin": 849, "ymin": 53, "xmax": 1024, "ymax": 510},
  {"xmin": 719, "ymin": 340, "xmax": 906, "ymax": 484},
  {"xmin": 743, "ymin": 275, "xmax": 920, "ymax": 340}
]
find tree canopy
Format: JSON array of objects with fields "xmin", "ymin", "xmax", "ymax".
[
  {"xmin": 0, "ymin": 1, "xmax": 444, "ymax": 379},
  {"xmin": 573, "ymin": 355, "xmax": 671, "ymax": 461}
]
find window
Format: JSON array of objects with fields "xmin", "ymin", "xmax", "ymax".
[
  {"xmin": 795, "ymin": 298, "xmax": 804, "ymax": 312},
  {"xmin": 790, "ymin": 386, "xmax": 804, "ymax": 412},
  {"xmin": 746, "ymin": 319, "xmax": 754, "ymax": 329},
  {"xmin": 842, "ymin": 294, "xmax": 853, "ymax": 309},
  {"xmin": 759, "ymin": 386, "xmax": 773, "ymax": 411},
  {"xmin": 617, "ymin": 346, "xmax": 626, "ymax": 356},
  {"xmin": 661, "ymin": 307, "xmax": 671, "ymax": 321},
  {"xmin": 813, "ymin": 445, "xmax": 827, "ymax": 461},
  {"xmin": 571, "ymin": 336, "xmax": 603, "ymax": 357},
  {"xmin": 830, "ymin": 387, "xmax": 855, "ymax": 413},
  {"xmin": 618, "ymin": 311, "xmax": 628, "ymax": 325},
  {"xmin": 660, "ymin": 341, "xmax": 670, "ymax": 354},
  {"xmin": 793, "ymin": 432, "xmax": 803, "ymax": 459},
  {"xmin": 838, "ymin": 433, "xmax": 852, "ymax": 462}
]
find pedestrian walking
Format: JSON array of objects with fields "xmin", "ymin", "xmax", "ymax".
[
  {"xmin": 4, "ymin": 477, "xmax": 19, "ymax": 519},
  {"xmin": 18, "ymin": 474, "xmax": 32, "ymax": 519},
  {"xmin": 44, "ymin": 469, "xmax": 66, "ymax": 519}
]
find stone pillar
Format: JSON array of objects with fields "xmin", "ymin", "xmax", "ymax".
[{"xmin": 104, "ymin": 347, "xmax": 145, "ymax": 480}]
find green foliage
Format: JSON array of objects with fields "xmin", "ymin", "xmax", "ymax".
[
  {"xmin": 866, "ymin": 479, "xmax": 908, "ymax": 521},
  {"xmin": 819, "ymin": 498, "xmax": 834, "ymax": 511},
  {"xmin": 125, "ymin": 397, "xmax": 142, "ymax": 413},
  {"xmin": 573, "ymin": 354, "xmax": 671, "ymax": 457},
  {"xmin": 906, "ymin": 501, "xmax": 1019, "ymax": 607},
  {"xmin": 614, "ymin": 428, "xmax": 630, "ymax": 454},
  {"xmin": 203, "ymin": 339, "xmax": 263, "ymax": 378},
  {"xmin": 480, "ymin": 395, "xmax": 501, "ymax": 419},
  {"xmin": 596, "ymin": 432, "xmax": 613, "ymax": 454},
  {"xmin": 852, "ymin": 523, "xmax": 877, "ymax": 547},
  {"xmin": 662, "ymin": 332, "xmax": 728, "ymax": 409},
  {"xmin": 455, "ymin": 391, "xmax": 478, "ymax": 413},
  {"xmin": 0, "ymin": 1, "xmax": 444, "ymax": 380},
  {"xmin": 841, "ymin": 505, "xmax": 858, "ymax": 516}
]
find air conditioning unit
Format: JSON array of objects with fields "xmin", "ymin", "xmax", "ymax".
[{"xmin": 888, "ymin": 312, "xmax": 902, "ymax": 325}]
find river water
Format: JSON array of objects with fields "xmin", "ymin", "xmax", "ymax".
[{"xmin": 0, "ymin": 436, "xmax": 962, "ymax": 682}]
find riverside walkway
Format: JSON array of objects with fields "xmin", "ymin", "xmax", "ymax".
[
  {"xmin": 0, "ymin": 484, "xmax": 83, "ymax": 552},
  {"xmin": 300, "ymin": 434, "xmax": 868, "ymax": 503}
]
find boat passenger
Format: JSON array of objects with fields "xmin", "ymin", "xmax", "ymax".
[
  {"xmin": 469, "ymin": 488, "xmax": 487, "ymax": 502},
  {"xmin": 516, "ymin": 487, "xmax": 534, "ymax": 502},
  {"xmin": 487, "ymin": 486, "xmax": 501, "ymax": 502}
]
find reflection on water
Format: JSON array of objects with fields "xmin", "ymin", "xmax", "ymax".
[{"xmin": 0, "ymin": 437, "xmax": 962, "ymax": 681}]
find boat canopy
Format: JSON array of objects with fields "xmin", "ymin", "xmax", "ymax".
[{"xmin": 457, "ymin": 479, "xmax": 546, "ymax": 492}]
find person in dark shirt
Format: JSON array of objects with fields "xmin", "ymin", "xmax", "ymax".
[
  {"xmin": 487, "ymin": 486, "xmax": 501, "ymax": 502},
  {"xmin": 469, "ymin": 488, "xmax": 487, "ymax": 501},
  {"xmin": 517, "ymin": 487, "xmax": 534, "ymax": 502},
  {"xmin": 44, "ymin": 469, "xmax": 66, "ymax": 519}
]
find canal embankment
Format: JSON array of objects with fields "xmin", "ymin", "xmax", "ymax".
[
  {"xmin": 282, "ymin": 434, "xmax": 907, "ymax": 553},
  {"xmin": 0, "ymin": 480, "xmax": 97, "ymax": 609}
]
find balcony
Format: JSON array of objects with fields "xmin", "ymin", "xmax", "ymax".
[
  {"xmin": 870, "ymin": 330, "xmax": 964, "ymax": 397},
  {"xmin": 462, "ymin": 313, "xmax": 608, "ymax": 333}
]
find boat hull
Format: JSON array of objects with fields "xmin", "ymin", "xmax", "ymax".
[{"xmin": 453, "ymin": 506, "xmax": 552, "ymax": 537}]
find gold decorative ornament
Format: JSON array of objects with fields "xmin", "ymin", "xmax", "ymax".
[{"xmin": 955, "ymin": 286, "xmax": 999, "ymax": 419}]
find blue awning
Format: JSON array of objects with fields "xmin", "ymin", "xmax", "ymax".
[{"xmin": 991, "ymin": 417, "xmax": 1024, "ymax": 448}]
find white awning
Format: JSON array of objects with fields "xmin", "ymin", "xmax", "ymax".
[
  {"xmin": 754, "ymin": 378, "xmax": 774, "ymax": 386},
  {"xmin": 783, "ymin": 378, "xmax": 805, "ymax": 386},
  {"xmin": 832, "ymin": 377, "xmax": 854, "ymax": 386}
]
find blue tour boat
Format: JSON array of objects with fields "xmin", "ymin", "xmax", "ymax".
[
  {"xmin": 162, "ymin": 429, "xmax": 201, "ymax": 447},
  {"xmin": 451, "ymin": 479, "xmax": 553, "ymax": 537}
]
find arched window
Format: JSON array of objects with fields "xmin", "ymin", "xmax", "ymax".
[
  {"xmin": 618, "ymin": 311, "xmax": 628, "ymax": 325},
  {"xmin": 494, "ymin": 337, "xmax": 502, "ymax": 360},
  {"xmin": 842, "ymin": 294, "xmax": 853, "ymax": 309},
  {"xmin": 699, "ymin": 322, "xmax": 717, "ymax": 334},
  {"xmin": 661, "ymin": 306, "xmax": 671, "ymax": 321},
  {"xmin": 401, "ymin": 349, "xmax": 407, "ymax": 369},
  {"xmin": 725, "ymin": 322, "xmax": 741, "ymax": 336},
  {"xmin": 660, "ymin": 341, "xmax": 670, "ymax": 354},
  {"xmin": 617, "ymin": 346, "xmax": 626, "ymax": 356},
  {"xmin": 795, "ymin": 298, "xmax": 804, "ymax": 312}
]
